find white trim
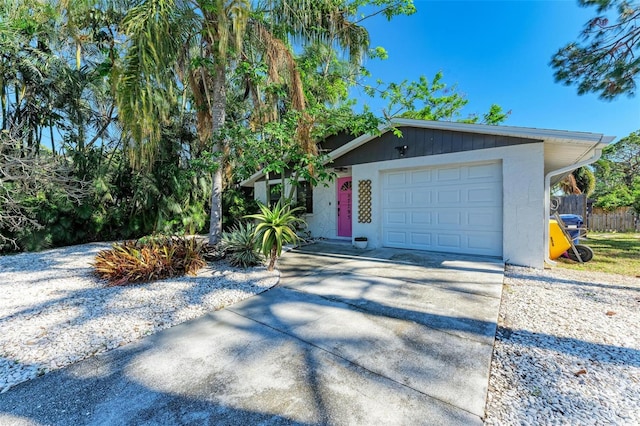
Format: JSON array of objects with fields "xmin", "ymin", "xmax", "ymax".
[{"xmin": 390, "ymin": 119, "xmax": 612, "ymax": 144}]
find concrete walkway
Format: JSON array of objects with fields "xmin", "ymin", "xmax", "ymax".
[{"xmin": 0, "ymin": 242, "xmax": 504, "ymax": 425}]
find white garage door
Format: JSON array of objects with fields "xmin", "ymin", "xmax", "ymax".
[{"xmin": 382, "ymin": 161, "xmax": 503, "ymax": 256}]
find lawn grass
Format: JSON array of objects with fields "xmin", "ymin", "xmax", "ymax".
[{"xmin": 555, "ymin": 232, "xmax": 640, "ymax": 277}]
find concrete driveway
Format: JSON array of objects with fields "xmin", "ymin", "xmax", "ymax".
[{"xmin": 0, "ymin": 242, "xmax": 504, "ymax": 425}]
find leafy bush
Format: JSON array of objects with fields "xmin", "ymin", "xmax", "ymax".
[
  {"xmin": 94, "ymin": 235, "xmax": 206, "ymax": 286},
  {"xmin": 223, "ymin": 188, "xmax": 259, "ymax": 230},
  {"xmin": 2, "ymin": 136, "xmax": 212, "ymax": 254},
  {"xmin": 221, "ymin": 222, "xmax": 262, "ymax": 268},
  {"xmin": 246, "ymin": 201, "xmax": 305, "ymax": 271}
]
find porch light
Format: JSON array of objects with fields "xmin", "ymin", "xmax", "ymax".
[{"xmin": 395, "ymin": 145, "xmax": 408, "ymax": 156}]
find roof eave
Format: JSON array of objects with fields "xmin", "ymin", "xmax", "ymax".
[{"xmin": 240, "ymin": 120, "xmax": 615, "ymax": 187}]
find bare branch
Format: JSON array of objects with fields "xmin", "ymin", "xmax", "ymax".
[{"xmin": 0, "ymin": 126, "xmax": 91, "ymax": 249}]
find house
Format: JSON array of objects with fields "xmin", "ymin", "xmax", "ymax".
[{"xmin": 241, "ymin": 119, "xmax": 614, "ymax": 268}]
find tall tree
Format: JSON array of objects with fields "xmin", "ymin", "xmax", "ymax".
[
  {"xmin": 116, "ymin": 0, "xmax": 415, "ymax": 244},
  {"xmin": 593, "ymin": 129, "xmax": 640, "ymax": 210},
  {"xmin": 551, "ymin": 0, "xmax": 640, "ymax": 99},
  {"xmin": 365, "ymin": 71, "xmax": 510, "ymax": 125}
]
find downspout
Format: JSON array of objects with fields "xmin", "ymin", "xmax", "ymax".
[{"xmin": 544, "ymin": 138, "xmax": 604, "ymax": 266}]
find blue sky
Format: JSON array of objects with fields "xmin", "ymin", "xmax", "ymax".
[{"xmin": 353, "ymin": 0, "xmax": 639, "ymax": 141}]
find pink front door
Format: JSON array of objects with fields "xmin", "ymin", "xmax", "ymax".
[{"xmin": 337, "ymin": 177, "xmax": 352, "ymax": 237}]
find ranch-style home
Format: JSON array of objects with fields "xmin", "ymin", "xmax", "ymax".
[{"xmin": 241, "ymin": 119, "xmax": 614, "ymax": 269}]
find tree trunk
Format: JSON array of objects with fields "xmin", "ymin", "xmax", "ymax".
[
  {"xmin": 208, "ymin": 61, "xmax": 227, "ymax": 245},
  {"xmin": 268, "ymin": 246, "xmax": 277, "ymax": 271}
]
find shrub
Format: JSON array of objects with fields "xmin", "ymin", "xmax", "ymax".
[
  {"xmin": 94, "ymin": 235, "xmax": 206, "ymax": 286},
  {"xmin": 246, "ymin": 201, "xmax": 305, "ymax": 271},
  {"xmin": 223, "ymin": 188, "xmax": 260, "ymax": 231},
  {"xmin": 221, "ymin": 222, "xmax": 262, "ymax": 268}
]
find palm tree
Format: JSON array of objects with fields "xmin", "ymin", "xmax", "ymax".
[
  {"xmin": 557, "ymin": 167, "xmax": 596, "ymax": 196},
  {"xmin": 115, "ymin": 0, "xmax": 249, "ymax": 244},
  {"xmin": 115, "ymin": 0, "xmax": 410, "ymax": 244}
]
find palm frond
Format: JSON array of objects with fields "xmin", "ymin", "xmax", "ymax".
[{"xmin": 116, "ymin": 0, "xmax": 194, "ymax": 168}]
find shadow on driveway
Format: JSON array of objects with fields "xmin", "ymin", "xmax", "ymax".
[{"xmin": 1, "ymin": 242, "xmax": 508, "ymax": 425}]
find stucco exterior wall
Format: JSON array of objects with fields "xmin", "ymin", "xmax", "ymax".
[
  {"xmin": 303, "ymin": 179, "xmax": 339, "ymax": 239},
  {"xmin": 254, "ymin": 178, "xmax": 341, "ymax": 240}
]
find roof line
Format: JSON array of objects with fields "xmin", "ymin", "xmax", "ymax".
[{"xmin": 240, "ymin": 119, "xmax": 613, "ymax": 187}]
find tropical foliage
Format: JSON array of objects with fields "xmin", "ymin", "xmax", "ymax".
[
  {"xmin": 221, "ymin": 221, "xmax": 262, "ymax": 268},
  {"xmin": 113, "ymin": 0, "xmax": 417, "ymax": 245},
  {"xmin": 365, "ymin": 71, "xmax": 511, "ymax": 124},
  {"xmin": 556, "ymin": 166, "xmax": 596, "ymax": 196},
  {"xmin": 592, "ymin": 129, "xmax": 640, "ymax": 212},
  {"xmin": 93, "ymin": 235, "xmax": 207, "ymax": 286},
  {"xmin": 1, "ymin": 0, "xmax": 514, "ymax": 259},
  {"xmin": 246, "ymin": 202, "xmax": 305, "ymax": 271}
]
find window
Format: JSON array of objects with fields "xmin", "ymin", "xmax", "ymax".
[
  {"xmin": 268, "ymin": 184, "xmax": 282, "ymax": 207},
  {"xmin": 296, "ymin": 181, "xmax": 313, "ymax": 214}
]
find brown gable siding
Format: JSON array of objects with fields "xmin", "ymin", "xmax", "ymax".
[{"xmin": 331, "ymin": 127, "xmax": 541, "ymax": 167}]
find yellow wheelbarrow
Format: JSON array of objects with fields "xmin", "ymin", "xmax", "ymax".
[{"xmin": 549, "ymin": 214, "xmax": 594, "ymax": 263}]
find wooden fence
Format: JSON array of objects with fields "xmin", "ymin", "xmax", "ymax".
[
  {"xmin": 556, "ymin": 195, "xmax": 587, "ymax": 218},
  {"xmin": 588, "ymin": 209, "xmax": 640, "ymax": 232},
  {"xmin": 556, "ymin": 195, "xmax": 639, "ymax": 232}
]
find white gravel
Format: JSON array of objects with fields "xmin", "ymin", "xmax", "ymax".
[
  {"xmin": 0, "ymin": 242, "xmax": 279, "ymax": 394},
  {"xmin": 485, "ymin": 265, "xmax": 640, "ymax": 425}
]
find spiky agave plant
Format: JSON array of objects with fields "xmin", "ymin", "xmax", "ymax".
[
  {"xmin": 221, "ymin": 221, "xmax": 262, "ymax": 268},
  {"xmin": 245, "ymin": 201, "xmax": 305, "ymax": 271}
]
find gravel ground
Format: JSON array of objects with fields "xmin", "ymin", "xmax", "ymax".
[
  {"xmin": 485, "ymin": 265, "xmax": 640, "ymax": 425},
  {"xmin": 0, "ymin": 242, "xmax": 278, "ymax": 394}
]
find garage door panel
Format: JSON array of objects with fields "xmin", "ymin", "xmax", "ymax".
[
  {"xmin": 437, "ymin": 189, "xmax": 461, "ymax": 204},
  {"xmin": 411, "ymin": 170, "xmax": 432, "ymax": 184},
  {"xmin": 386, "ymin": 172, "xmax": 407, "ymax": 187},
  {"xmin": 411, "ymin": 211, "xmax": 432, "ymax": 225},
  {"xmin": 411, "ymin": 190, "xmax": 432, "ymax": 206},
  {"xmin": 384, "ymin": 230, "xmax": 502, "ymax": 254},
  {"xmin": 437, "ymin": 211, "xmax": 462, "ymax": 226},
  {"xmin": 385, "ymin": 209, "xmax": 499, "ymax": 230},
  {"xmin": 382, "ymin": 162, "xmax": 503, "ymax": 257},
  {"xmin": 437, "ymin": 233, "xmax": 462, "ymax": 249},
  {"xmin": 386, "ymin": 231, "xmax": 407, "ymax": 245},
  {"xmin": 410, "ymin": 233, "xmax": 432, "ymax": 246},
  {"xmin": 468, "ymin": 209, "xmax": 500, "ymax": 228},
  {"xmin": 467, "ymin": 232, "xmax": 502, "ymax": 251},
  {"xmin": 468, "ymin": 187, "xmax": 498, "ymax": 203},
  {"xmin": 436, "ymin": 167, "xmax": 462, "ymax": 181},
  {"xmin": 468, "ymin": 163, "xmax": 500, "ymax": 179},
  {"xmin": 385, "ymin": 190, "xmax": 407, "ymax": 206},
  {"xmin": 386, "ymin": 211, "xmax": 407, "ymax": 224}
]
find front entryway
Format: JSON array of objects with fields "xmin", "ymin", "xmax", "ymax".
[{"xmin": 337, "ymin": 177, "xmax": 352, "ymax": 237}]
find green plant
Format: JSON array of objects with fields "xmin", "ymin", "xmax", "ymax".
[
  {"xmin": 93, "ymin": 236, "xmax": 206, "ymax": 286},
  {"xmin": 246, "ymin": 201, "xmax": 305, "ymax": 271},
  {"xmin": 221, "ymin": 222, "xmax": 262, "ymax": 268},
  {"xmin": 222, "ymin": 188, "xmax": 259, "ymax": 230}
]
